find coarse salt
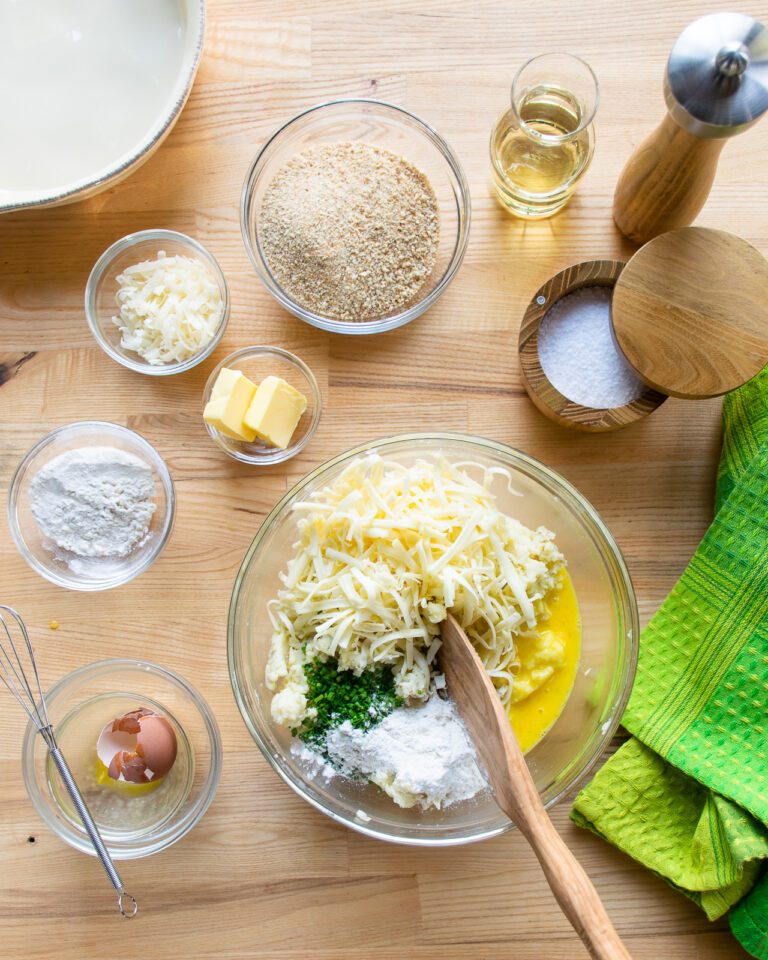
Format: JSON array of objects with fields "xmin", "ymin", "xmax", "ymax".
[{"xmin": 537, "ymin": 286, "xmax": 644, "ymax": 409}]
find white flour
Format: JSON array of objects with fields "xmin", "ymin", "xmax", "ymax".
[
  {"xmin": 30, "ymin": 446, "xmax": 156, "ymax": 558},
  {"xmin": 295, "ymin": 694, "xmax": 487, "ymax": 810}
]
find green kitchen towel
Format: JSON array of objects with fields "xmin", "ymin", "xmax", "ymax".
[{"xmin": 572, "ymin": 366, "xmax": 768, "ymax": 959}]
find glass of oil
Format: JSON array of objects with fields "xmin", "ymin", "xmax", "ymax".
[{"xmin": 491, "ymin": 53, "xmax": 599, "ymax": 219}]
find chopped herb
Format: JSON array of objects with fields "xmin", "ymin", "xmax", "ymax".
[{"xmin": 300, "ymin": 657, "xmax": 401, "ymax": 749}]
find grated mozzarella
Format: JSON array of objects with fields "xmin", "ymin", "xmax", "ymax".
[
  {"xmin": 112, "ymin": 251, "xmax": 223, "ymax": 365},
  {"xmin": 265, "ymin": 454, "xmax": 565, "ymax": 727}
]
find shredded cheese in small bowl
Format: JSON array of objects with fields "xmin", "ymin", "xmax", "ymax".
[
  {"xmin": 114, "ymin": 252, "xmax": 224, "ymax": 365},
  {"xmin": 86, "ymin": 229, "xmax": 229, "ymax": 376}
]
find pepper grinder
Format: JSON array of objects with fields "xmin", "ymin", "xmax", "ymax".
[{"xmin": 614, "ymin": 11, "xmax": 768, "ymax": 245}]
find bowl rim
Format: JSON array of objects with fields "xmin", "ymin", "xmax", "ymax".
[
  {"xmin": 240, "ymin": 98, "xmax": 472, "ymax": 336},
  {"xmin": 227, "ymin": 431, "xmax": 639, "ymax": 845},
  {"xmin": 0, "ymin": 0, "xmax": 206, "ymax": 214},
  {"xmin": 85, "ymin": 228, "xmax": 230, "ymax": 376},
  {"xmin": 7, "ymin": 420, "xmax": 176, "ymax": 592},
  {"xmin": 202, "ymin": 345, "xmax": 323, "ymax": 465},
  {"xmin": 21, "ymin": 658, "xmax": 222, "ymax": 860}
]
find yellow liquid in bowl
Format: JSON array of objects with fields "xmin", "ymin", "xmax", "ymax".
[
  {"xmin": 47, "ymin": 693, "xmax": 192, "ymax": 838},
  {"xmin": 509, "ymin": 570, "xmax": 581, "ymax": 753},
  {"xmin": 94, "ymin": 758, "xmax": 164, "ymax": 796}
]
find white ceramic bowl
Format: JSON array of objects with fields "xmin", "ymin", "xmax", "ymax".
[{"xmin": 0, "ymin": 1, "xmax": 205, "ymax": 213}]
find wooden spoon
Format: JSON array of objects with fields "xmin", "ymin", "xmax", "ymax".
[{"xmin": 439, "ymin": 614, "xmax": 631, "ymax": 960}]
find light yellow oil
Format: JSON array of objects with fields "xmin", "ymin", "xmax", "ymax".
[
  {"xmin": 491, "ymin": 85, "xmax": 594, "ymax": 218},
  {"xmin": 509, "ymin": 569, "xmax": 581, "ymax": 753}
]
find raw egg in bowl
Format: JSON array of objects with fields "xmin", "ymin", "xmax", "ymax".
[
  {"xmin": 22, "ymin": 660, "xmax": 221, "ymax": 859},
  {"xmin": 96, "ymin": 707, "xmax": 178, "ymax": 792}
]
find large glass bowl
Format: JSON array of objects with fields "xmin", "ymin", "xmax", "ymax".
[
  {"xmin": 240, "ymin": 99, "xmax": 471, "ymax": 335},
  {"xmin": 228, "ymin": 434, "xmax": 638, "ymax": 845}
]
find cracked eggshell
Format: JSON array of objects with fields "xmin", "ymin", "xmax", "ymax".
[{"xmin": 96, "ymin": 708, "xmax": 178, "ymax": 784}]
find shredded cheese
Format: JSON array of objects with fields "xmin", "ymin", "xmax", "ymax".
[
  {"xmin": 265, "ymin": 454, "xmax": 565, "ymax": 727},
  {"xmin": 112, "ymin": 251, "xmax": 223, "ymax": 365}
]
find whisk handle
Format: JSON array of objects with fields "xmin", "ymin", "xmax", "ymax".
[{"xmin": 47, "ymin": 738, "xmax": 138, "ymax": 918}]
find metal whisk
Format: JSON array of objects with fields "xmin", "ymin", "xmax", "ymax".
[{"xmin": 0, "ymin": 605, "xmax": 138, "ymax": 918}]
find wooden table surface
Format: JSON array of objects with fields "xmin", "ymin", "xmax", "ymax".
[{"xmin": 1, "ymin": 1, "xmax": 765, "ymax": 957}]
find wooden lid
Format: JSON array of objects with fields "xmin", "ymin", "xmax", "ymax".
[{"xmin": 611, "ymin": 227, "xmax": 768, "ymax": 399}]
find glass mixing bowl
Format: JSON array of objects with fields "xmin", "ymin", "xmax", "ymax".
[
  {"xmin": 7, "ymin": 421, "xmax": 175, "ymax": 591},
  {"xmin": 240, "ymin": 99, "xmax": 471, "ymax": 335},
  {"xmin": 202, "ymin": 346, "xmax": 322, "ymax": 465},
  {"xmin": 23, "ymin": 660, "xmax": 222, "ymax": 860},
  {"xmin": 85, "ymin": 229, "xmax": 229, "ymax": 376},
  {"xmin": 228, "ymin": 433, "xmax": 638, "ymax": 845}
]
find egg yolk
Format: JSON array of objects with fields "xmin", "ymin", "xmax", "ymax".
[
  {"xmin": 509, "ymin": 569, "xmax": 581, "ymax": 754},
  {"xmin": 95, "ymin": 758, "xmax": 164, "ymax": 796}
]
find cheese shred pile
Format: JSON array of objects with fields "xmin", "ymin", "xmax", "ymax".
[
  {"xmin": 113, "ymin": 251, "xmax": 223, "ymax": 365},
  {"xmin": 266, "ymin": 454, "xmax": 564, "ymax": 727}
]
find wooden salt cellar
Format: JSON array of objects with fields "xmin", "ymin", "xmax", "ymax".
[
  {"xmin": 519, "ymin": 260, "xmax": 666, "ymax": 432},
  {"xmin": 519, "ymin": 227, "xmax": 768, "ymax": 433}
]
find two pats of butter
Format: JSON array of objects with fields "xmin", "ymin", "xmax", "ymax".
[{"xmin": 204, "ymin": 368, "xmax": 307, "ymax": 448}]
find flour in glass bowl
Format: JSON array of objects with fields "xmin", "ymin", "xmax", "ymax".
[
  {"xmin": 294, "ymin": 692, "xmax": 487, "ymax": 811},
  {"xmin": 29, "ymin": 447, "xmax": 156, "ymax": 558}
]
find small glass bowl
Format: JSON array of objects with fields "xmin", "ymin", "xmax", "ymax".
[
  {"xmin": 202, "ymin": 346, "xmax": 322, "ymax": 465},
  {"xmin": 241, "ymin": 99, "xmax": 471, "ymax": 335},
  {"xmin": 22, "ymin": 660, "xmax": 222, "ymax": 860},
  {"xmin": 85, "ymin": 229, "xmax": 230, "ymax": 376},
  {"xmin": 7, "ymin": 421, "xmax": 175, "ymax": 591}
]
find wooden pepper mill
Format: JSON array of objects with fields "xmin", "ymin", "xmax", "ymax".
[{"xmin": 614, "ymin": 11, "xmax": 768, "ymax": 245}]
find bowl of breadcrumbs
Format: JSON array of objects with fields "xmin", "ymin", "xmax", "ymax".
[{"xmin": 240, "ymin": 99, "xmax": 471, "ymax": 335}]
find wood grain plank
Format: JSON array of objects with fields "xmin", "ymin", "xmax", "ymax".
[
  {"xmin": 200, "ymin": 17, "xmax": 312, "ymax": 82},
  {"xmin": 0, "ymin": 1, "xmax": 765, "ymax": 958}
]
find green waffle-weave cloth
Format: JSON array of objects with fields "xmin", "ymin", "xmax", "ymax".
[{"xmin": 572, "ymin": 366, "xmax": 768, "ymax": 959}]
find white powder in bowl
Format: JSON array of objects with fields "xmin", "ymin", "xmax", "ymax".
[
  {"xmin": 294, "ymin": 693, "xmax": 487, "ymax": 811},
  {"xmin": 30, "ymin": 446, "xmax": 156, "ymax": 558},
  {"xmin": 537, "ymin": 286, "xmax": 644, "ymax": 409}
]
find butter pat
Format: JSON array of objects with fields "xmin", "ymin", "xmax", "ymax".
[
  {"xmin": 204, "ymin": 369, "xmax": 257, "ymax": 442},
  {"xmin": 211, "ymin": 366, "xmax": 244, "ymax": 399},
  {"xmin": 244, "ymin": 376, "xmax": 307, "ymax": 448}
]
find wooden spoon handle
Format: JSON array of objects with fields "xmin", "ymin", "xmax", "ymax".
[
  {"xmin": 438, "ymin": 616, "xmax": 631, "ymax": 959},
  {"xmin": 517, "ymin": 813, "xmax": 631, "ymax": 960}
]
